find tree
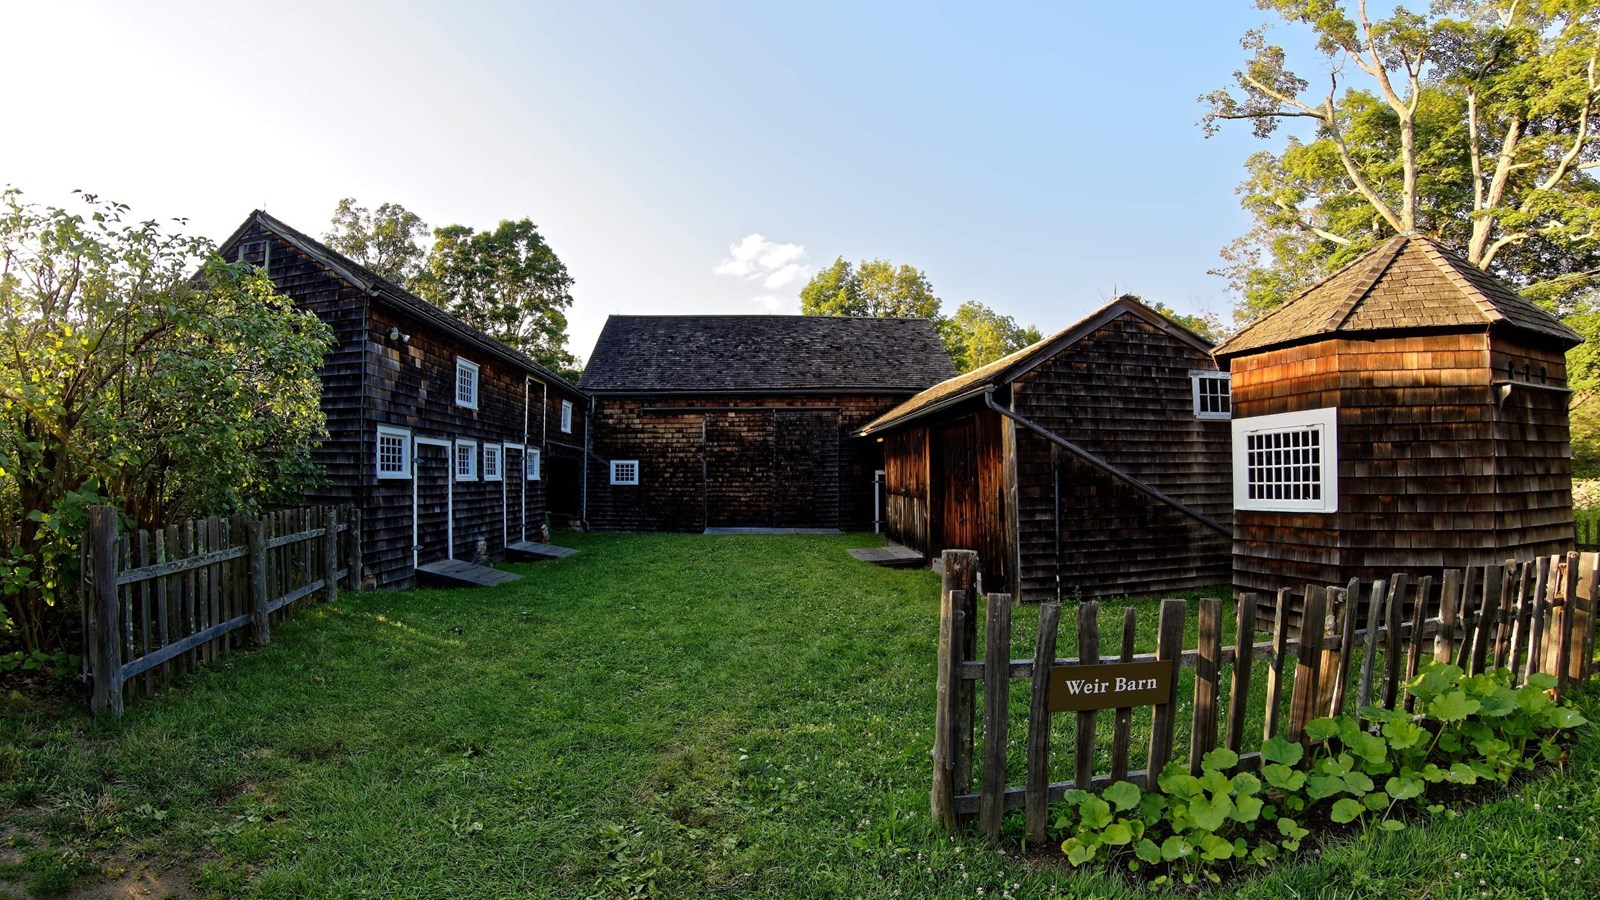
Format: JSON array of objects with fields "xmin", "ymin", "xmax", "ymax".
[
  {"xmin": 412, "ymin": 219, "xmax": 579, "ymax": 379},
  {"xmin": 1202, "ymin": 1, "xmax": 1600, "ymax": 320},
  {"xmin": 947, "ymin": 301, "xmax": 1044, "ymax": 373},
  {"xmin": 326, "ymin": 202, "xmax": 581, "ymax": 380},
  {"xmin": 1, "ymin": 191, "xmax": 331, "ymax": 651},
  {"xmin": 1144, "ymin": 300, "xmax": 1227, "ymax": 344},
  {"xmin": 325, "ymin": 198, "xmax": 428, "ymax": 284},
  {"xmin": 799, "ymin": 257, "xmax": 942, "ymax": 319}
]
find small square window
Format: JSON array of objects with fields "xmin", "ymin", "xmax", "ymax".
[
  {"xmin": 483, "ymin": 443, "xmax": 502, "ymax": 481},
  {"xmin": 376, "ymin": 425, "xmax": 411, "ymax": 479},
  {"xmin": 455, "ymin": 439, "xmax": 478, "ymax": 481},
  {"xmin": 456, "ymin": 358, "xmax": 480, "ymax": 409},
  {"xmin": 526, "ymin": 448, "xmax": 542, "ymax": 480},
  {"xmin": 1232, "ymin": 407, "xmax": 1338, "ymax": 513},
  {"xmin": 610, "ymin": 460, "xmax": 639, "ymax": 486},
  {"xmin": 1192, "ymin": 371, "xmax": 1231, "ymax": 419},
  {"xmin": 560, "ymin": 399, "xmax": 573, "ymax": 434}
]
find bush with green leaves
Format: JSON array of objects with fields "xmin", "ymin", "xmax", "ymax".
[{"xmin": 1052, "ymin": 660, "xmax": 1588, "ymax": 888}]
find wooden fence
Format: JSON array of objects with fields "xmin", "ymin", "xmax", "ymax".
[
  {"xmin": 930, "ymin": 549, "xmax": 1600, "ymax": 842},
  {"xmin": 84, "ymin": 505, "xmax": 360, "ymax": 715}
]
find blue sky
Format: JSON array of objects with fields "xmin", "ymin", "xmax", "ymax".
[{"xmin": 2, "ymin": 1, "xmax": 1315, "ymax": 364}]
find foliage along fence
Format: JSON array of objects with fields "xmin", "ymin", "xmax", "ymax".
[
  {"xmin": 83, "ymin": 505, "xmax": 360, "ymax": 715},
  {"xmin": 929, "ymin": 549, "xmax": 1600, "ymax": 843},
  {"xmin": 1579, "ymin": 514, "xmax": 1598, "ymax": 551}
]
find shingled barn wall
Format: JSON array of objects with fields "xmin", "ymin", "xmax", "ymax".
[
  {"xmin": 584, "ymin": 394, "xmax": 895, "ymax": 531},
  {"xmin": 874, "ymin": 301, "xmax": 1233, "ymax": 601},
  {"xmin": 1228, "ymin": 331, "xmax": 1574, "ymax": 597},
  {"xmin": 221, "ymin": 213, "xmax": 587, "ymax": 590}
]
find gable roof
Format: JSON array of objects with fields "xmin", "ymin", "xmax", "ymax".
[
  {"xmin": 218, "ymin": 210, "xmax": 582, "ymax": 392},
  {"xmin": 857, "ymin": 295, "xmax": 1216, "ymax": 436},
  {"xmin": 1213, "ymin": 235, "xmax": 1583, "ymax": 358},
  {"xmin": 577, "ymin": 315, "xmax": 957, "ymax": 394}
]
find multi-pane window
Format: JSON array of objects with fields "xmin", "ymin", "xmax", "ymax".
[
  {"xmin": 526, "ymin": 448, "xmax": 542, "ymax": 481},
  {"xmin": 1232, "ymin": 408, "xmax": 1338, "ymax": 512},
  {"xmin": 1192, "ymin": 371, "xmax": 1231, "ymax": 419},
  {"xmin": 375, "ymin": 425, "xmax": 411, "ymax": 479},
  {"xmin": 456, "ymin": 358, "xmax": 479, "ymax": 409},
  {"xmin": 561, "ymin": 400, "xmax": 573, "ymax": 433},
  {"xmin": 610, "ymin": 460, "xmax": 639, "ymax": 485},
  {"xmin": 483, "ymin": 444, "xmax": 502, "ymax": 481},
  {"xmin": 455, "ymin": 439, "xmax": 478, "ymax": 481}
]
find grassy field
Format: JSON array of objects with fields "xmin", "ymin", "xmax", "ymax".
[{"xmin": 0, "ymin": 532, "xmax": 1596, "ymax": 898}]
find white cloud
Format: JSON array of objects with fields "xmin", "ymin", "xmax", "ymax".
[
  {"xmin": 751, "ymin": 294, "xmax": 785, "ymax": 313},
  {"xmin": 715, "ymin": 234, "xmax": 813, "ymax": 299}
]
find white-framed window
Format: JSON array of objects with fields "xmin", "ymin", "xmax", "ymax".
[
  {"xmin": 560, "ymin": 399, "xmax": 573, "ymax": 433},
  {"xmin": 1192, "ymin": 371, "xmax": 1232, "ymax": 420},
  {"xmin": 455, "ymin": 439, "xmax": 478, "ymax": 481},
  {"xmin": 1232, "ymin": 407, "xmax": 1338, "ymax": 513},
  {"xmin": 483, "ymin": 443, "xmax": 502, "ymax": 481},
  {"xmin": 456, "ymin": 358, "xmax": 480, "ymax": 409},
  {"xmin": 526, "ymin": 448, "xmax": 542, "ymax": 480},
  {"xmin": 375, "ymin": 424, "xmax": 411, "ymax": 480},
  {"xmin": 610, "ymin": 460, "xmax": 639, "ymax": 486}
]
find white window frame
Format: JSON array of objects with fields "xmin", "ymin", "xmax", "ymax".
[
  {"xmin": 526, "ymin": 447, "xmax": 542, "ymax": 481},
  {"xmin": 455, "ymin": 439, "xmax": 479, "ymax": 482},
  {"xmin": 560, "ymin": 399, "xmax": 573, "ymax": 433},
  {"xmin": 456, "ymin": 358, "xmax": 480, "ymax": 410},
  {"xmin": 483, "ymin": 443, "xmax": 502, "ymax": 482},
  {"xmin": 610, "ymin": 459, "xmax": 639, "ymax": 486},
  {"xmin": 1192, "ymin": 371, "xmax": 1232, "ymax": 420},
  {"xmin": 1232, "ymin": 407, "xmax": 1338, "ymax": 513},
  {"xmin": 375, "ymin": 424, "xmax": 412, "ymax": 480}
]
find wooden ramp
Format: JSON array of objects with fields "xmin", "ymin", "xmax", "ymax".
[
  {"xmin": 416, "ymin": 559, "xmax": 522, "ymax": 587},
  {"xmin": 848, "ymin": 544, "xmax": 926, "ymax": 569},
  {"xmin": 505, "ymin": 540, "xmax": 579, "ymax": 561}
]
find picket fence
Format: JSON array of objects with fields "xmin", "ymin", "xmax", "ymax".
[
  {"xmin": 929, "ymin": 549, "xmax": 1600, "ymax": 843},
  {"xmin": 83, "ymin": 504, "xmax": 360, "ymax": 714}
]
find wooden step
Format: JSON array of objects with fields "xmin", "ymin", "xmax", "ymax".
[
  {"xmin": 849, "ymin": 544, "xmax": 926, "ymax": 568},
  {"xmin": 416, "ymin": 559, "xmax": 522, "ymax": 587},
  {"xmin": 505, "ymin": 541, "xmax": 579, "ymax": 561}
]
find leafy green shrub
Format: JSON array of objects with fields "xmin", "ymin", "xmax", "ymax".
[{"xmin": 1051, "ymin": 660, "xmax": 1588, "ymax": 888}]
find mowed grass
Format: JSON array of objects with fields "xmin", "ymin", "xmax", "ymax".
[{"xmin": 0, "ymin": 532, "xmax": 1594, "ymax": 898}]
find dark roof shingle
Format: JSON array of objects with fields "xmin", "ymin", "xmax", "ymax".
[
  {"xmin": 1213, "ymin": 235, "xmax": 1582, "ymax": 358},
  {"xmin": 578, "ymin": 315, "xmax": 956, "ymax": 393}
]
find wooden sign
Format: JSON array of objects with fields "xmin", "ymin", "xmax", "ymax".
[{"xmin": 1048, "ymin": 660, "xmax": 1172, "ymax": 713}]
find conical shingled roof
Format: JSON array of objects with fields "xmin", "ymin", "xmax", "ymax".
[{"xmin": 1212, "ymin": 235, "xmax": 1582, "ymax": 358}]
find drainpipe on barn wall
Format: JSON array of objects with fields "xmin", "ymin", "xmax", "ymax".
[{"xmin": 582, "ymin": 394, "xmax": 594, "ymax": 529}]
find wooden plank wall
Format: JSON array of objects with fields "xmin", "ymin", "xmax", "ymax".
[
  {"xmin": 884, "ymin": 427, "xmax": 930, "ymax": 554},
  {"xmin": 1229, "ymin": 332, "xmax": 1575, "ymax": 597},
  {"xmin": 1012, "ymin": 313, "xmax": 1232, "ymax": 600}
]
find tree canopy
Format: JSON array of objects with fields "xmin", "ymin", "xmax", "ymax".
[
  {"xmin": 326, "ymin": 202, "xmax": 580, "ymax": 380},
  {"xmin": 799, "ymin": 257, "xmax": 943, "ymax": 319},
  {"xmin": 1202, "ymin": 0, "xmax": 1600, "ymax": 321},
  {"xmin": 1, "ymin": 191, "xmax": 331, "ymax": 650},
  {"xmin": 947, "ymin": 301, "xmax": 1043, "ymax": 372}
]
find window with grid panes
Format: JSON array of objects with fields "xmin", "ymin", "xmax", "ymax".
[
  {"xmin": 1192, "ymin": 371, "xmax": 1231, "ymax": 419},
  {"xmin": 1232, "ymin": 407, "xmax": 1337, "ymax": 512}
]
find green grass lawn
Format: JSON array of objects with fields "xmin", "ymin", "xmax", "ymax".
[{"xmin": 0, "ymin": 532, "xmax": 1597, "ymax": 898}]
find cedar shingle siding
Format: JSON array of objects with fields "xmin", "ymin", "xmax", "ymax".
[
  {"xmin": 218, "ymin": 212, "xmax": 586, "ymax": 588},
  {"xmin": 862, "ymin": 297, "xmax": 1235, "ymax": 600},
  {"xmin": 580, "ymin": 315, "xmax": 956, "ymax": 531},
  {"xmin": 1216, "ymin": 236, "xmax": 1583, "ymax": 596}
]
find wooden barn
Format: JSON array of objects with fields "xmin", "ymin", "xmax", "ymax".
[
  {"xmin": 578, "ymin": 315, "xmax": 956, "ymax": 531},
  {"xmin": 857, "ymin": 295, "xmax": 1234, "ymax": 600},
  {"xmin": 217, "ymin": 211, "xmax": 588, "ymax": 588},
  {"xmin": 1213, "ymin": 235, "xmax": 1584, "ymax": 597}
]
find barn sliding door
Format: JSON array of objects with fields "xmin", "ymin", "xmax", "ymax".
[
  {"xmin": 413, "ymin": 438, "xmax": 453, "ymax": 567},
  {"xmin": 703, "ymin": 409, "xmax": 840, "ymax": 528},
  {"xmin": 935, "ymin": 418, "xmax": 980, "ymax": 556}
]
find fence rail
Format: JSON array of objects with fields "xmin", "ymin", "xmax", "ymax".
[
  {"xmin": 84, "ymin": 505, "xmax": 360, "ymax": 714},
  {"xmin": 930, "ymin": 549, "xmax": 1600, "ymax": 842}
]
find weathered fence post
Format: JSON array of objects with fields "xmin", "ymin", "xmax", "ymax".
[
  {"xmin": 1263, "ymin": 588, "xmax": 1292, "ymax": 741},
  {"xmin": 931, "ymin": 548, "xmax": 977, "ymax": 831},
  {"xmin": 247, "ymin": 516, "xmax": 271, "ymax": 646},
  {"xmin": 1328, "ymin": 578, "xmax": 1362, "ymax": 716},
  {"xmin": 88, "ymin": 505, "xmax": 123, "ymax": 716},
  {"xmin": 1112, "ymin": 607, "xmax": 1137, "ymax": 781},
  {"xmin": 1188, "ymin": 597, "xmax": 1222, "ymax": 775},
  {"xmin": 1025, "ymin": 601, "xmax": 1061, "ymax": 845},
  {"xmin": 1286, "ymin": 585, "xmax": 1328, "ymax": 742},
  {"xmin": 1145, "ymin": 599, "xmax": 1186, "ymax": 776},
  {"xmin": 1226, "ymin": 593, "xmax": 1257, "ymax": 757},
  {"xmin": 322, "ymin": 508, "xmax": 340, "ymax": 603},
  {"xmin": 1381, "ymin": 574, "xmax": 1408, "ymax": 708},
  {"xmin": 345, "ymin": 507, "xmax": 362, "ymax": 590},
  {"xmin": 1075, "ymin": 601, "xmax": 1102, "ymax": 790},
  {"xmin": 979, "ymin": 593, "xmax": 1013, "ymax": 843}
]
